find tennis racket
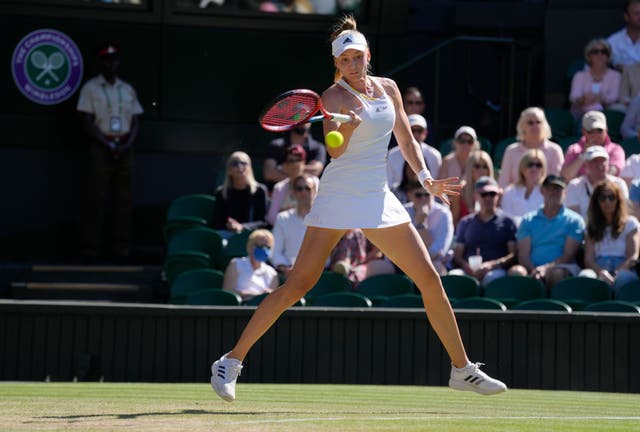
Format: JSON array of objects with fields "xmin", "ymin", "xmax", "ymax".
[{"xmin": 259, "ymin": 89, "xmax": 352, "ymax": 132}]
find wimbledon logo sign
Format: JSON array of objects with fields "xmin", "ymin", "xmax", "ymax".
[{"xmin": 11, "ymin": 29, "xmax": 83, "ymax": 105}]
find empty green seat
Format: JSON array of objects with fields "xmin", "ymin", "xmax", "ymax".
[
  {"xmin": 163, "ymin": 228, "xmax": 224, "ymax": 285},
  {"xmin": 163, "ymin": 194, "xmax": 217, "ymax": 242},
  {"xmin": 550, "ymin": 277, "xmax": 611, "ymax": 311},
  {"xmin": 440, "ymin": 274, "xmax": 480, "ymax": 301},
  {"xmin": 379, "ymin": 294, "xmax": 424, "ymax": 308},
  {"xmin": 513, "ymin": 299, "xmax": 572, "ymax": 312},
  {"xmin": 620, "ymin": 138, "xmax": 639, "ymax": 158},
  {"xmin": 544, "ymin": 108, "xmax": 576, "ymax": 140},
  {"xmin": 244, "ymin": 292, "xmax": 306, "ymax": 307},
  {"xmin": 483, "ymin": 275, "xmax": 544, "ymax": 307},
  {"xmin": 603, "ymin": 110, "xmax": 625, "ymax": 141},
  {"xmin": 305, "ymin": 272, "xmax": 352, "ymax": 304},
  {"xmin": 357, "ymin": 274, "xmax": 414, "ymax": 297},
  {"xmin": 617, "ymin": 280, "xmax": 640, "ymax": 303},
  {"xmin": 492, "ymin": 136, "xmax": 517, "ymax": 167},
  {"xmin": 170, "ymin": 268, "xmax": 224, "ymax": 303},
  {"xmin": 312, "ymin": 292, "xmax": 372, "ymax": 308},
  {"xmin": 184, "ymin": 289, "xmax": 241, "ymax": 306},
  {"xmin": 453, "ymin": 297, "xmax": 507, "ymax": 311},
  {"xmin": 584, "ymin": 300, "xmax": 640, "ymax": 313}
]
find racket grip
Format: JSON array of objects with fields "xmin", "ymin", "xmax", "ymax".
[{"xmin": 330, "ymin": 113, "xmax": 352, "ymax": 123}]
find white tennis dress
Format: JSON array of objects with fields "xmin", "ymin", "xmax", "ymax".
[{"xmin": 304, "ymin": 78, "xmax": 411, "ymax": 229}]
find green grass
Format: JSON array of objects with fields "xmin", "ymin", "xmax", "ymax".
[{"xmin": 1, "ymin": 382, "xmax": 639, "ymax": 431}]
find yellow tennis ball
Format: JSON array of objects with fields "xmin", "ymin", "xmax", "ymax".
[{"xmin": 326, "ymin": 130, "xmax": 344, "ymax": 148}]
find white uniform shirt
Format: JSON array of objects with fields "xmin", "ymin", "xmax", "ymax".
[
  {"xmin": 621, "ymin": 154, "xmax": 640, "ymax": 180},
  {"xmin": 271, "ymin": 208, "xmax": 307, "ymax": 267},
  {"xmin": 76, "ymin": 74, "xmax": 143, "ymax": 136},
  {"xmin": 608, "ymin": 28, "xmax": 640, "ymax": 67},
  {"xmin": 565, "ymin": 174, "xmax": 629, "ymax": 219},
  {"xmin": 386, "ymin": 142, "xmax": 442, "ymax": 188},
  {"xmin": 500, "ymin": 184, "xmax": 544, "ymax": 226}
]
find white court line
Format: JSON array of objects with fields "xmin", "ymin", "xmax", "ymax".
[{"xmin": 224, "ymin": 416, "xmax": 640, "ymax": 425}]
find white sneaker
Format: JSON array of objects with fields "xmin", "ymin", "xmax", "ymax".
[
  {"xmin": 211, "ymin": 353, "xmax": 243, "ymax": 402},
  {"xmin": 449, "ymin": 362, "xmax": 507, "ymax": 395}
]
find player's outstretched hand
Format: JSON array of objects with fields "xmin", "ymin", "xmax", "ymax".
[{"xmin": 423, "ymin": 177, "xmax": 461, "ymax": 206}]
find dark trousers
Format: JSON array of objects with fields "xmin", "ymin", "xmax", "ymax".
[{"xmin": 82, "ymin": 141, "xmax": 134, "ymax": 257}]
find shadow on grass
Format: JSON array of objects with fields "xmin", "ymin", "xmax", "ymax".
[{"xmin": 35, "ymin": 409, "xmax": 299, "ymax": 420}]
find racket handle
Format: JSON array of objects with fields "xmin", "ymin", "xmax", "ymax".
[{"xmin": 308, "ymin": 113, "xmax": 352, "ymax": 124}]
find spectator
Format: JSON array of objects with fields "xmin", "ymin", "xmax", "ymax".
[
  {"xmin": 580, "ymin": 181, "xmax": 640, "ymax": 293},
  {"xmin": 569, "ymin": 39, "xmax": 621, "ymax": 119},
  {"xmin": 618, "ymin": 63, "xmax": 640, "ymax": 109},
  {"xmin": 403, "ymin": 86, "xmax": 426, "ymax": 116},
  {"xmin": 223, "ymin": 229, "xmax": 279, "ymax": 301},
  {"xmin": 498, "ymin": 107, "xmax": 564, "ymax": 188},
  {"xmin": 501, "ymin": 149, "xmax": 546, "ymax": 226},
  {"xmin": 76, "ymin": 43, "xmax": 143, "ymax": 262},
  {"xmin": 390, "ymin": 161, "xmax": 419, "ymax": 204},
  {"xmin": 450, "ymin": 176, "xmax": 517, "ymax": 286},
  {"xmin": 451, "ymin": 149, "xmax": 494, "ymax": 226},
  {"xmin": 271, "ymin": 174, "xmax": 316, "ymax": 278},
  {"xmin": 621, "ymin": 149, "xmax": 640, "ymax": 185},
  {"xmin": 263, "ymin": 122, "xmax": 325, "ymax": 189},
  {"xmin": 212, "ymin": 151, "xmax": 269, "ymax": 236},
  {"xmin": 630, "ymin": 177, "xmax": 640, "ymax": 219},
  {"xmin": 510, "ymin": 175, "xmax": 585, "ymax": 290},
  {"xmin": 266, "ymin": 145, "xmax": 320, "ymax": 225},
  {"xmin": 566, "ymin": 146, "xmax": 629, "ymax": 220},
  {"xmin": 387, "ymin": 114, "xmax": 441, "ymax": 189},
  {"xmin": 328, "ymin": 229, "xmax": 395, "ymax": 285},
  {"xmin": 607, "ymin": 0, "xmax": 640, "ymax": 70},
  {"xmin": 403, "ymin": 182, "xmax": 454, "ymax": 275},
  {"xmin": 561, "ymin": 110, "xmax": 626, "ymax": 180},
  {"xmin": 620, "ymin": 94, "xmax": 640, "ymax": 139},
  {"xmin": 438, "ymin": 126, "xmax": 480, "ymax": 181}
]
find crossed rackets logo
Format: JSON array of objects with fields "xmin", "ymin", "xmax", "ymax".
[{"xmin": 30, "ymin": 50, "xmax": 65, "ymax": 83}]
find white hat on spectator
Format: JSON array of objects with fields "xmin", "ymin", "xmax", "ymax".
[
  {"xmin": 454, "ymin": 125, "xmax": 477, "ymax": 141},
  {"xmin": 408, "ymin": 114, "xmax": 427, "ymax": 130}
]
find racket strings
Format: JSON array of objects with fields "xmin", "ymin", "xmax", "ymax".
[{"xmin": 261, "ymin": 93, "xmax": 318, "ymax": 128}]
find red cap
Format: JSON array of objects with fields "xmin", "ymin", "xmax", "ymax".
[
  {"xmin": 287, "ymin": 144, "xmax": 307, "ymax": 161},
  {"xmin": 97, "ymin": 45, "xmax": 119, "ymax": 58}
]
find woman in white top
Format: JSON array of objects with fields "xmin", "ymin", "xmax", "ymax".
[
  {"xmin": 501, "ymin": 149, "xmax": 546, "ymax": 226},
  {"xmin": 211, "ymin": 16, "xmax": 506, "ymax": 402},
  {"xmin": 498, "ymin": 107, "xmax": 564, "ymax": 188},
  {"xmin": 222, "ymin": 229, "xmax": 278, "ymax": 301},
  {"xmin": 580, "ymin": 181, "xmax": 640, "ymax": 292}
]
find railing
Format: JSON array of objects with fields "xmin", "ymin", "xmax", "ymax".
[{"xmin": 384, "ymin": 35, "xmax": 535, "ymax": 143}]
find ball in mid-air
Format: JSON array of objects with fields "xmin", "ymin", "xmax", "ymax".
[{"xmin": 326, "ymin": 130, "xmax": 344, "ymax": 148}]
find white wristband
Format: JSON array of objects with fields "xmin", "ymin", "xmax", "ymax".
[{"xmin": 417, "ymin": 168, "xmax": 432, "ymax": 185}]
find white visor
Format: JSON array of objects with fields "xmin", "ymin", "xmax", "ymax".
[{"xmin": 332, "ymin": 31, "xmax": 368, "ymax": 57}]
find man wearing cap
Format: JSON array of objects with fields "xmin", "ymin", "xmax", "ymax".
[
  {"xmin": 561, "ymin": 110, "xmax": 625, "ymax": 181},
  {"xmin": 565, "ymin": 146, "xmax": 629, "ymax": 219},
  {"xmin": 265, "ymin": 145, "xmax": 320, "ymax": 225},
  {"xmin": 263, "ymin": 123, "xmax": 326, "ymax": 190},
  {"xmin": 450, "ymin": 176, "xmax": 517, "ymax": 286},
  {"xmin": 438, "ymin": 126, "xmax": 480, "ymax": 180},
  {"xmin": 76, "ymin": 42, "xmax": 143, "ymax": 261},
  {"xmin": 386, "ymin": 113, "xmax": 442, "ymax": 189},
  {"xmin": 512, "ymin": 175, "xmax": 585, "ymax": 289}
]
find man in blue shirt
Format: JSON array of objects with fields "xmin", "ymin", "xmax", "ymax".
[{"xmin": 511, "ymin": 175, "xmax": 585, "ymax": 290}]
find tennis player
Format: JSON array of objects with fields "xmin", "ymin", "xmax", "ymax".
[{"xmin": 211, "ymin": 15, "xmax": 507, "ymax": 401}]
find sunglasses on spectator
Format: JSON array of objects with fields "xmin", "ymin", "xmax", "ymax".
[
  {"xmin": 527, "ymin": 119, "xmax": 542, "ymax": 126},
  {"xmin": 456, "ymin": 138, "xmax": 474, "ymax": 145},
  {"xmin": 589, "ymin": 49, "xmax": 609, "ymax": 55},
  {"xmin": 587, "ymin": 128, "xmax": 604, "ymax": 134},
  {"xmin": 413, "ymin": 191, "xmax": 430, "ymax": 198},
  {"xmin": 480, "ymin": 191, "xmax": 498, "ymax": 198},
  {"xmin": 473, "ymin": 163, "xmax": 489, "ymax": 170},
  {"xmin": 405, "ymin": 100, "xmax": 424, "ymax": 105},
  {"xmin": 598, "ymin": 193, "xmax": 616, "ymax": 202},
  {"xmin": 527, "ymin": 162, "xmax": 543, "ymax": 168},
  {"xmin": 294, "ymin": 185, "xmax": 312, "ymax": 192},
  {"xmin": 411, "ymin": 127, "xmax": 425, "ymax": 133},
  {"xmin": 230, "ymin": 160, "xmax": 248, "ymax": 167}
]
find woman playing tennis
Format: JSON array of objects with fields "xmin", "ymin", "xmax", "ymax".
[{"xmin": 211, "ymin": 15, "xmax": 507, "ymax": 401}]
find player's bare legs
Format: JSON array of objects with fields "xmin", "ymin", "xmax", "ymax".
[{"xmin": 362, "ymin": 223, "xmax": 468, "ymax": 367}]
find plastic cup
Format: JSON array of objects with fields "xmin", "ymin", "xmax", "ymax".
[{"xmin": 468, "ymin": 255, "xmax": 483, "ymax": 271}]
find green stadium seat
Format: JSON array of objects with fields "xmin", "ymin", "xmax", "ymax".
[
  {"xmin": 544, "ymin": 108, "xmax": 576, "ymax": 141},
  {"xmin": 453, "ymin": 297, "xmax": 507, "ymax": 311},
  {"xmin": 243, "ymin": 292, "xmax": 306, "ymax": 307},
  {"xmin": 170, "ymin": 268, "xmax": 224, "ymax": 303},
  {"xmin": 550, "ymin": 277, "xmax": 611, "ymax": 311},
  {"xmin": 305, "ymin": 271, "xmax": 352, "ymax": 304},
  {"xmin": 584, "ymin": 300, "xmax": 640, "ymax": 313},
  {"xmin": 440, "ymin": 274, "xmax": 480, "ymax": 301},
  {"xmin": 357, "ymin": 273, "xmax": 414, "ymax": 306},
  {"xmin": 603, "ymin": 110, "xmax": 625, "ymax": 141},
  {"xmin": 483, "ymin": 275, "xmax": 545, "ymax": 307},
  {"xmin": 558, "ymin": 136, "xmax": 581, "ymax": 152},
  {"xmin": 184, "ymin": 289, "xmax": 242, "ymax": 306},
  {"xmin": 620, "ymin": 137, "xmax": 639, "ymax": 158},
  {"xmin": 379, "ymin": 294, "xmax": 424, "ymax": 308},
  {"xmin": 492, "ymin": 136, "xmax": 517, "ymax": 168},
  {"xmin": 163, "ymin": 194, "xmax": 217, "ymax": 242},
  {"xmin": 312, "ymin": 292, "xmax": 372, "ymax": 308},
  {"xmin": 163, "ymin": 228, "xmax": 224, "ymax": 285},
  {"xmin": 617, "ymin": 279, "xmax": 640, "ymax": 303},
  {"xmin": 217, "ymin": 230, "xmax": 252, "ymax": 269},
  {"xmin": 513, "ymin": 298, "xmax": 572, "ymax": 312}
]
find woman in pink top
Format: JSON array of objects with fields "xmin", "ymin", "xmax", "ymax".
[
  {"xmin": 497, "ymin": 107, "xmax": 564, "ymax": 188},
  {"xmin": 569, "ymin": 39, "xmax": 621, "ymax": 120},
  {"xmin": 437, "ymin": 126, "xmax": 480, "ymax": 181}
]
